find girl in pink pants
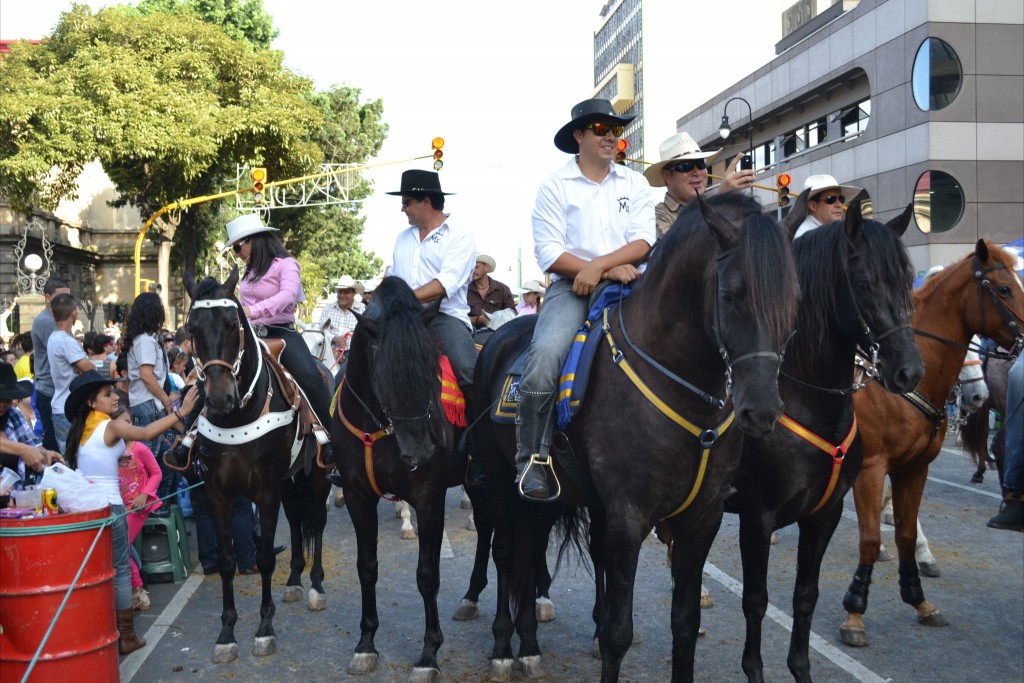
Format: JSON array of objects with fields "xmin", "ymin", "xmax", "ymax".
[{"xmin": 115, "ymin": 409, "xmax": 162, "ymax": 611}]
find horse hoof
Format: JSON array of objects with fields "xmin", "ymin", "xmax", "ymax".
[
  {"xmin": 401, "ymin": 527, "xmax": 417, "ymax": 540},
  {"xmin": 460, "ymin": 492, "xmax": 473, "ymax": 509},
  {"xmin": 918, "ymin": 561, "xmax": 941, "ymax": 578},
  {"xmin": 514, "ymin": 655, "xmax": 545, "ymax": 679},
  {"xmin": 308, "ymin": 587, "xmax": 326, "ymax": 611},
  {"xmin": 839, "ymin": 626, "xmax": 869, "ymax": 647},
  {"xmin": 334, "ymin": 493, "xmax": 346, "ymax": 508},
  {"xmin": 466, "ymin": 514, "xmax": 476, "ymax": 531},
  {"xmin": 877, "ymin": 547, "xmax": 894, "ymax": 562},
  {"xmin": 212, "ymin": 642, "xmax": 239, "ymax": 663},
  {"xmin": 348, "ymin": 652, "xmax": 379, "ymax": 675},
  {"xmin": 918, "ymin": 610, "xmax": 949, "ymax": 627},
  {"xmin": 700, "ymin": 590, "xmax": 714, "ymax": 609},
  {"xmin": 490, "ymin": 658, "xmax": 514, "ymax": 681},
  {"xmin": 452, "ymin": 599, "xmax": 480, "ymax": 621},
  {"xmin": 535, "ymin": 597, "xmax": 555, "ymax": 622},
  {"xmin": 282, "ymin": 585, "xmax": 304, "ymax": 602},
  {"xmin": 698, "ymin": 627, "xmax": 707, "ymax": 637},
  {"xmin": 409, "ymin": 666, "xmax": 441, "ymax": 683},
  {"xmin": 970, "ymin": 473, "xmax": 984, "ymax": 484},
  {"xmin": 252, "ymin": 635, "xmax": 277, "ymax": 657},
  {"xmin": 770, "ymin": 531, "xmax": 779, "ymax": 545}
]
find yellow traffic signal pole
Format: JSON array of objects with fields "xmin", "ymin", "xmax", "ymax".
[{"xmin": 133, "ymin": 154, "xmax": 433, "ymax": 296}]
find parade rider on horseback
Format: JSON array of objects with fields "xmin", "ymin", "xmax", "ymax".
[{"xmin": 514, "ymin": 98, "xmax": 655, "ymax": 502}]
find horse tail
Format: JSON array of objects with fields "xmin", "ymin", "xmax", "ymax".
[
  {"xmin": 294, "ymin": 468, "xmax": 317, "ymax": 559},
  {"xmin": 959, "ymin": 399, "xmax": 990, "ymax": 467}
]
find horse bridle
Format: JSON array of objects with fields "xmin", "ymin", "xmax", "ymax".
[{"xmin": 187, "ymin": 298, "xmax": 264, "ymax": 408}]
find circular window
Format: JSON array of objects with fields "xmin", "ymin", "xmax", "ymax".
[
  {"xmin": 912, "ymin": 38, "xmax": 963, "ymax": 111},
  {"xmin": 913, "ymin": 170, "xmax": 964, "ymax": 234}
]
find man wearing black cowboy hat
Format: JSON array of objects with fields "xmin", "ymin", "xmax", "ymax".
[
  {"xmin": 386, "ymin": 169, "xmax": 478, "ymax": 395},
  {"xmin": 514, "ymin": 98, "xmax": 655, "ymax": 501},
  {"xmin": 0, "ymin": 361, "xmax": 63, "ymax": 475}
]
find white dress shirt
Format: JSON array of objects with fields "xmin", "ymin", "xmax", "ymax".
[
  {"xmin": 794, "ymin": 215, "xmax": 822, "ymax": 239},
  {"xmin": 391, "ymin": 214, "xmax": 475, "ymax": 329},
  {"xmin": 532, "ymin": 158, "xmax": 655, "ymax": 278}
]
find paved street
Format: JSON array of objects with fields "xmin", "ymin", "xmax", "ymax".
[{"xmin": 123, "ymin": 438, "xmax": 1023, "ymax": 682}]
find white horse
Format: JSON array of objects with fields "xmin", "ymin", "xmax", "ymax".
[
  {"xmin": 297, "ymin": 320, "xmax": 333, "ymax": 366},
  {"xmin": 879, "ymin": 341, "xmax": 989, "ymax": 577}
]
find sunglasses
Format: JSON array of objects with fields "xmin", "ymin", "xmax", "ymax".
[
  {"xmin": 666, "ymin": 159, "xmax": 707, "ymax": 173},
  {"xmin": 585, "ymin": 122, "xmax": 624, "ymax": 137},
  {"xmin": 401, "ymin": 198, "xmax": 419, "ymax": 208},
  {"xmin": 231, "ymin": 238, "xmax": 248, "ymax": 254},
  {"xmin": 817, "ymin": 194, "xmax": 846, "ymax": 205}
]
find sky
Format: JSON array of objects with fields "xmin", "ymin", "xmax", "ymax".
[{"xmin": 1, "ymin": 0, "xmax": 792, "ymax": 286}]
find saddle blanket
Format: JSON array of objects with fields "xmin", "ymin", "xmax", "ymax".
[{"xmin": 491, "ymin": 283, "xmax": 633, "ymax": 427}]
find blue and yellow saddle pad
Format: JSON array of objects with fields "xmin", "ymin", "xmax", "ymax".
[{"xmin": 491, "ymin": 283, "xmax": 633, "ymax": 426}]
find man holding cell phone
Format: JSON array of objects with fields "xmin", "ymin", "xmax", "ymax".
[{"xmin": 644, "ymin": 132, "xmax": 756, "ymax": 237}]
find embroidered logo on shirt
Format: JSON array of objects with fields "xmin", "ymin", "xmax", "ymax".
[
  {"xmin": 618, "ymin": 197, "xmax": 630, "ymax": 212},
  {"xmin": 429, "ymin": 233, "xmax": 443, "ymax": 244}
]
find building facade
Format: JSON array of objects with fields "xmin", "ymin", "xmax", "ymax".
[{"xmin": 673, "ymin": 0, "xmax": 1023, "ymax": 274}]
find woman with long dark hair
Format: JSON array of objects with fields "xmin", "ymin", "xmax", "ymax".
[
  {"xmin": 222, "ymin": 213, "xmax": 333, "ymax": 459},
  {"xmin": 63, "ymin": 370, "xmax": 197, "ymax": 653},
  {"xmin": 123, "ymin": 292, "xmax": 180, "ymax": 509}
]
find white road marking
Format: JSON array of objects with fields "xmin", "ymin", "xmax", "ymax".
[
  {"xmin": 703, "ymin": 562, "xmax": 889, "ymax": 683},
  {"xmin": 120, "ymin": 569, "xmax": 205, "ymax": 683},
  {"xmin": 926, "ymin": 475, "xmax": 1002, "ymax": 500},
  {"xmin": 441, "ymin": 530, "xmax": 454, "ymax": 559}
]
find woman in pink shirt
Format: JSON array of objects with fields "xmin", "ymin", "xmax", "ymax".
[{"xmin": 223, "ymin": 214, "xmax": 333, "ymax": 459}]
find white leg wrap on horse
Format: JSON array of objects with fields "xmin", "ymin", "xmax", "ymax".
[
  {"xmin": 308, "ymin": 587, "xmax": 326, "ymax": 611},
  {"xmin": 514, "ymin": 655, "xmax": 545, "ymax": 679},
  {"xmin": 490, "ymin": 658, "xmax": 514, "ymax": 682},
  {"xmin": 408, "ymin": 667, "xmax": 442, "ymax": 683},
  {"xmin": 535, "ymin": 596, "xmax": 555, "ymax": 622}
]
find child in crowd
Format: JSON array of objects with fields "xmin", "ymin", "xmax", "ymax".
[
  {"xmin": 114, "ymin": 407, "xmax": 162, "ymax": 611},
  {"xmin": 63, "ymin": 370, "xmax": 197, "ymax": 654}
]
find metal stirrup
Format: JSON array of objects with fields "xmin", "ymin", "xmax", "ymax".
[{"xmin": 518, "ymin": 453, "xmax": 562, "ymax": 501}]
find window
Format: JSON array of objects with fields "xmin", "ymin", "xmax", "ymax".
[
  {"xmin": 913, "ymin": 170, "xmax": 964, "ymax": 234},
  {"xmin": 838, "ymin": 99, "xmax": 870, "ymax": 138},
  {"xmin": 912, "ymin": 38, "xmax": 962, "ymax": 111}
]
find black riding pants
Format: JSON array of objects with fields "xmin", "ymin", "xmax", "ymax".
[{"xmin": 261, "ymin": 325, "xmax": 333, "ymax": 427}]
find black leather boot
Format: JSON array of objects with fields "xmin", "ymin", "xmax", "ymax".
[
  {"xmin": 987, "ymin": 489, "xmax": 1024, "ymax": 531},
  {"xmin": 513, "ymin": 390, "xmax": 559, "ymax": 502}
]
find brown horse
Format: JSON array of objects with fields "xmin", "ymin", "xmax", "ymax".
[{"xmin": 840, "ymin": 240, "xmax": 1024, "ymax": 647}]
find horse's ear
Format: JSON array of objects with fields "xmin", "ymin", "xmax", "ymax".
[
  {"xmin": 780, "ymin": 189, "xmax": 811, "ymax": 242},
  {"xmin": 184, "ymin": 271, "xmax": 197, "ymax": 300},
  {"xmin": 975, "ymin": 239, "xmax": 989, "ymax": 263},
  {"xmin": 697, "ymin": 192, "xmax": 740, "ymax": 250},
  {"xmin": 224, "ymin": 266, "xmax": 240, "ymax": 296},
  {"xmin": 885, "ymin": 204, "xmax": 913, "ymax": 237},
  {"xmin": 843, "ymin": 199, "xmax": 865, "ymax": 246},
  {"xmin": 421, "ymin": 297, "xmax": 443, "ymax": 326},
  {"xmin": 353, "ymin": 310, "xmax": 380, "ymax": 338}
]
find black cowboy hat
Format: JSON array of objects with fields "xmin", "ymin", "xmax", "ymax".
[
  {"xmin": 384, "ymin": 170, "xmax": 455, "ymax": 196},
  {"xmin": 0, "ymin": 362, "xmax": 32, "ymax": 401},
  {"xmin": 553, "ymin": 98, "xmax": 635, "ymax": 154},
  {"xmin": 65, "ymin": 370, "xmax": 123, "ymax": 417}
]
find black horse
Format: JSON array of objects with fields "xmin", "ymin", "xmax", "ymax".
[
  {"xmin": 729, "ymin": 203, "xmax": 923, "ymax": 682},
  {"xmin": 330, "ymin": 276, "xmax": 466, "ymax": 682},
  {"xmin": 183, "ymin": 270, "xmax": 332, "ymax": 663},
  {"xmin": 469, "ymin": 192, "xmax": 804, "ymax": 682}
]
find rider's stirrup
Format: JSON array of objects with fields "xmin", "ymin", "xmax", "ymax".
[{"xmin": 518, "ymin": 453, "xmax": 561, "ymax": 502}]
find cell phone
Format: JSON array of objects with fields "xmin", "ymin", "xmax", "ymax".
[{"xmin": 740, "ymin": 154, "xmax": 753, "ymax": 171}]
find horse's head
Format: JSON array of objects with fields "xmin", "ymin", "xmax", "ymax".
[
  {"xmin": 347, "ymin": 277, "xmax": 446, "ymax": 471},
  {"xmin": 957, "ymin": 345, "xmax": 989, "ymax": 411},
  {"xmin": 792, "ymin": 202, "xmax": 924, "ymax": 393},
  {"xmin": 690, "ymin": 192, "xmax": 800, "ymax": 436},
  {"xmin": 183, "ymin": 268, "xmax": 250, "ymax": 415}
]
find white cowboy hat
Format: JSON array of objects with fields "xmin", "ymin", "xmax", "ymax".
[
  {"xmin": 643, "ymin": 133, "xmax": 722, "ymax": 187},
  {"xmin": 333, "ymin": 275, "xmax": 364, "ymax": 294},
  {"xmin": 223, "ymin": 213, "xmax": 278, "ymax": 249},
  {"xmin": 803, "ymin": 174, "xmax": 863, "ymax": 202},
  {"xmin": 520, "ymin": 281, "xmax": 545, "ymax": 294},
  {"xmin": 361, "ymin": 278, "xmax": 381, "ymax": 294},
  {"xmin": 476, "ymin": 254, "xmax": 496, "ymax": 273}
]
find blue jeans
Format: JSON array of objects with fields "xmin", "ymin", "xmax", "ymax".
[
  {"xmin": 428, "ymin": 313, "xmax": 479, "ymax": 391},
  {"xmin": 130, "ymin": 399, "xmax": 177, "ymax": 503},
  {"xmin": 191, "ymin": 489, "xmax": 257, "ymax": 570},
  {"xmin": 1003, "ymin": 354, "xmax": 1023, "ymax": 493},
  {"xmin": 36, "ymin": 392, "xmax": 58, "ymax": 452},
  {"xmin": 111, "ymin": 504, "xmax": 132, "ymax": 610},
  {"xmin": 52, "ymin": 412, "xmax": 70, "ymax": 455}
]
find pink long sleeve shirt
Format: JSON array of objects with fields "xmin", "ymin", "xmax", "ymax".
[
  {"xmin": 118, "ymin": 441, "xmax": 163, "ymax": 512},
  {"xmin": 239, "ymin": 257, "xmax": 306, "ymax": 325}
]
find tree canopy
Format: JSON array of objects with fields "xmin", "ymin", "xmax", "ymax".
[{"xmin": 0, "ymin": 2, "xmax": 388, "ymax": 286}]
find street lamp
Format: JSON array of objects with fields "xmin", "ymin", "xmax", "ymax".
[{"xmin": 719, "ymin": 96, "xmax": 754, "ymax": 191}]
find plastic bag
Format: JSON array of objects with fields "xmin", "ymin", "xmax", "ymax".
[{"xmin": 38, "ymin": 463, "xmax": 110, "ymax": 513}]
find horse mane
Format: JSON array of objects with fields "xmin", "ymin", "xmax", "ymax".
[
  {"xmin": 190, "ymin": 276, "xmax": 234, "ymax": 303},
  {"xmin": 650, "ymin": 193, "xmax": 797, "ymax": 347},
  {"xmin": 367, "ymin": 277, "xmax": 439, "ymax": 413},
  {"xmin": 790, "ymin": 219, "xmax": 914, "ymax": 360},
  {"xmin": 915, "ymin": 240, "xmax": 1017, "ymax": 303}
]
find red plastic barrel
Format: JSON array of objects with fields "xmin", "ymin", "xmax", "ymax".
[{"xmin": 0, "ymin": 506, "xmax": 119, "ymax": 682}]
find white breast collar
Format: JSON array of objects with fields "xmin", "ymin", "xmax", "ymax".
[{"xmin": 196, "ymin": 411, "xmax": 304, "ymax": 466}]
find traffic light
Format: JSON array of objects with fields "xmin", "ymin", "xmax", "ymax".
[
  {"xmin": 777, "ymin": 173, "xmax": 792, "ymax": 207},
  {"xmin": 431, "ymin": 137, "xmax": 444, "ymax": 171},
  {"xmin": 251, "ymin": 167, "xmax": 267, "ymax": 204},
  {"xmin": 615, "ymin": 138, "xmax": 628, "ymax": 164}
]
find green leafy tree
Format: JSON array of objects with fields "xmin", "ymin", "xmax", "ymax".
[{"xmin": 131, "ymin": 0, "xmax": 278, "ymax": 49}]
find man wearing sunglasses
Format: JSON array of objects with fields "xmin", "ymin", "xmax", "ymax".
[
  {"xmin": 515, "ymin": 98, "xmax": 655, "ymax": 502},
  {"xmin": 644, "ymin": 132, "xmax": 754, "ymax": 238},
  {"xmin": 794, "ymin": 174, "xmax": 863, "ymax": 239}
]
